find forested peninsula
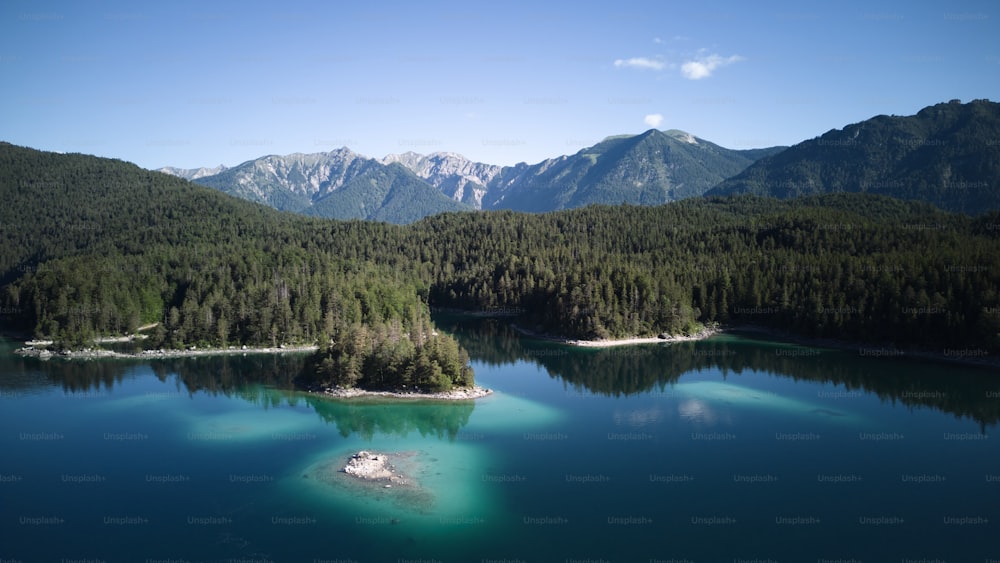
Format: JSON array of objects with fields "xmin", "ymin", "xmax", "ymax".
[{"xmin": 2, "ymin": 143, "xmax": 998, "ymax": 390}]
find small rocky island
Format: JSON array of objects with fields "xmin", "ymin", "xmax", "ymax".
[
  {"xmin": 341, "ymin": 451, "xmax": 407, "ymax": 484},
  {"xmin": 301, "ymin": 449, "xmax": 434, "ymax": 514}
]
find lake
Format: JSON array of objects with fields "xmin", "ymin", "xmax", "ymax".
[{"xmin": 1, "ymin": 315, "xmax": 998, "ymax": 562}]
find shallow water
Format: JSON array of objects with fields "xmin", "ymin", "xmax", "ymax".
[{"xmin": 1, "ymin": 318, "xmax": 998, "ymax": 561}]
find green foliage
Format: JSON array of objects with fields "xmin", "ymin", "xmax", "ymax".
[
  {"xmin": 401, "ymin": 196, "xmax": 999, "ymax": 354},
  {"xmin": 0, "ymin": 143, "xmax": 472, "ymax": 389},
  {"xmin": 300, "ymin": 316, "xmax": 471, "ymax": 392}
]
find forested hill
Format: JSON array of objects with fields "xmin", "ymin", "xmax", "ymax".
[
  {"xmin": 406, "ymin": 195, "xmax": 1000, "ymax": 356},
  {"xmin": 708, "ymin": 99, "xmax": 1000, "ymax": 213},
  {"xmin": 2, "ymin": 143, "xmax": 999, "ymax": 362},
  {"xmin": 0, "ymin": 142, "xmax": 289, "ymax": 285},
  {"xmin": 0, "ymin": 143, "xmax": 473, "ymax": 392}
]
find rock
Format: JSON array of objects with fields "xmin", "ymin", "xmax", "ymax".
[{"xmin": 342, "ymin": 451, "xmax": 396, "ymax": 481}]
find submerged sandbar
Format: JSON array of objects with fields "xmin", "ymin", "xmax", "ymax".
[{"xmin": 303, "ymin": 450, "xmax": 435, "ymax": 514}]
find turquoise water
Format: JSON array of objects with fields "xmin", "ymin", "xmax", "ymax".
[{"xmin": 1, "ymin": 318, "xmax": 998, "ymax": 561}]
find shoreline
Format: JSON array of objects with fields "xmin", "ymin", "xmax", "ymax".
[
  {"xmin": 12, "ymin": 318, "xmax": 997, "ymax": 370},
  {"xmin": 307, "ymin": 385, "xmax": 493, "ymax": 401},
  {"xmin": 15, "ymin": 342, "xmax": 494, "ymax": 400},
  {"xmin": 15, "ymin": 343, "xmax": 319, "ymax": 360},
  {"xmin": 14, "ymin": 337, "xmax": 493, "ymax": 401},
  {"xmin": 510, "ymin": 323, "xmax": 720, "ymax": 348},
  {"xmin": 509, "ymin": 320, "xmax": 998, "ymax": 370}
]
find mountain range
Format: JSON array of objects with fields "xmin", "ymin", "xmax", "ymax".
[
  {"xmin": 191, "ymin": 148, "xmax": 469, "ymax": 223},
  {"xmin": 478, "ymin": 130, "xmax": 783, "ymax": 212},
  {"xmin": 156, "ymin": 164, "xmax": 228, "ymax": 181},
  {"xmin": 160, "ymin": 99, "xmax": 999, "ymax": 221},
  {"xmin": 381, "ymin": 151, "xmax": 501, "ymax": 209},
  {"xmin": 162, "ymin": 130, "xmax": 785, "ymax": 222}
]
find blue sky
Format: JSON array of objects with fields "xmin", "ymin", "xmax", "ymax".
[{"xmin": 2, "ymin": 0, "xmax": 997, "ymax": 169}]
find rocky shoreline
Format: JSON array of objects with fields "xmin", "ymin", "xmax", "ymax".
[
  {"xmin": 310, "ymin": 385, "xmax": 493, "ymax": 401},
  {"xmin": 510, "ymin": 322, "xmax": 997, "ymax": 369},
  {"xmin": 15, "ymin": 340, "xmax": 493, "ymax": 400},
  {"xmin": 511, "ymin": 323, "xmax": 720, "ymax": 348},
  {"xmin": 573, "ymin": 325, "xmax": 720, "ymax": 347},
  {"xmin": 15, "ymin": 344, "xmax": 318, "ymax": 360}
]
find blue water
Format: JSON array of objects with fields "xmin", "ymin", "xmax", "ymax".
[{"xmin": 1, "ymin": 322, "xmax": 998, "ymax": 561}]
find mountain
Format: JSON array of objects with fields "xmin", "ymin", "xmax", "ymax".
[
  {"xmin": 192, "ymin": 148, "xmax": 470, "ymax": 223},
  {"xmin": 708, "ymin": 99, "xmax": 1000, "ymax": 213},
  {"xmin": 192, "ymin": 148, "xmax": 367, "ymax": 212},
  {"xmin": 176, "ymin": 132, "xmax": 782, "ymax": 220},
  {"xmin": 302, "ymin": 161, "xmax": 472, "ymax": 223},
  {"xmin": 158, "ymin": 164, "xmax": 228, "ymax": 181},
  {"xmin": 381, "ymin": 151, "xmax": 502, "ymax": 208},
  {"xmin": 479, "ymin": 129, "xmax": 783, "ymax": 212}
]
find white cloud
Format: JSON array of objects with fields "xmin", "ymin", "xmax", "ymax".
[
  {"xmin": 680, "ymin": 53, "xmax": 744, "ymax": 80},
  {"xmin": 613, "ymin": 57, "xmax": 666, "ymax": 71},
  {"xmin": 613, "ymin": 50, "xmax": 743, "ymax": 78},
  {"xmin": 643, "ymin": 113, "xmax": 664, "ymax": 127},
  {"xmin": 653, "ymin": 37, "xmax": 663, "ymax": 44}
]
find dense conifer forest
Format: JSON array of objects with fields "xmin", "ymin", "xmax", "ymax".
[{"xmin": 2, "ymin": 142, "xmax": 998, "ymax": 389}]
